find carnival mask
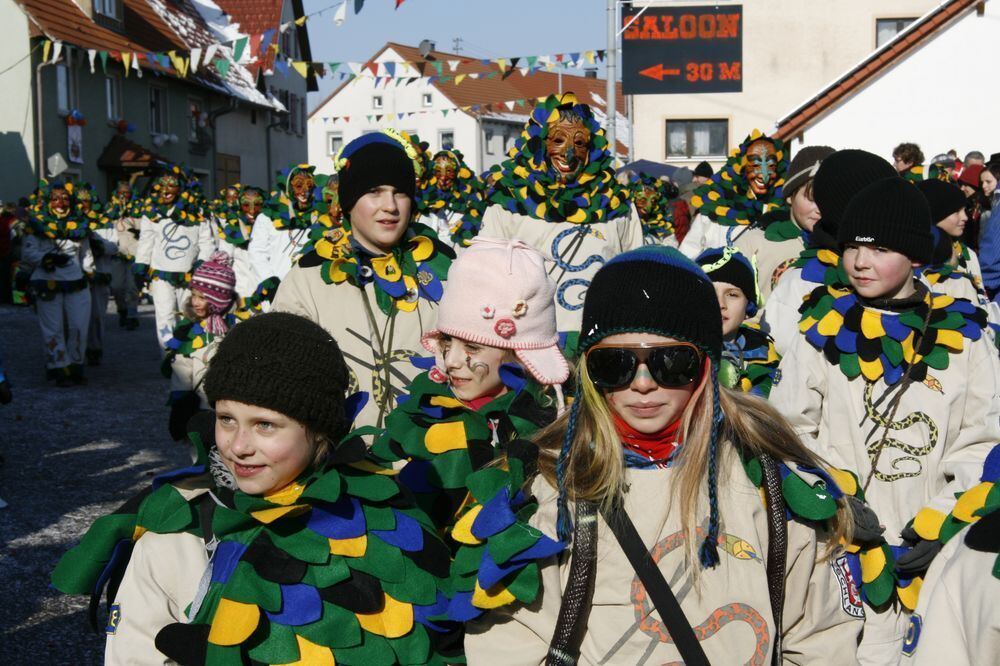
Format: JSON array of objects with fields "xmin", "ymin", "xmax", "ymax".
[
  {"xmin": 289, "ymin": 172, "xmax": 315, "ymax": 211},
  {"xmin": 322, "ymin": 183, "xmax": 342, "ymax": 223},
  {"xmin": 115, "ymin": 182, "xmax": 132, "ymax": 203},
  {"xmin": 239, "ymin": 191, "xmax": 264, "ymax": 221},
  {"xmin": 545, "ymin": 115, "xmax": 591, "ymax": 183},
  {"xmin": 634, "ymin": 184, "xmax": 658, "ymax": 220},
  {"xmin": 48, "ymin": 187, "xmax": 71, "ymax": 218},
  {"xmin": 157, "ymin": 176, "xmax": 181, "ymax": 206},
  {"xmin": 433, "ymin": 154, "xmax": 458, "ymax": 191},
  {"xmin": 224, "ymin": 187, "xmax": 240, "ymax": 207},
  {"xmin": 77, "ymin": 191, "xmax": 93, "ymax": 215},
  {"xmin": 744, "ymin": 139, "xmax": 778, "ymax": 197}
]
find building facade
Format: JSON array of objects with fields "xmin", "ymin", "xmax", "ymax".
[{"xmin": 629, "ymin": 0, "xmax": 940, "ymax": 168}]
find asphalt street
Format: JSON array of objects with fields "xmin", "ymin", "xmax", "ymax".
[{"xmin": 0, "ymin": 302, "xmax": 189, "ymax": 664}]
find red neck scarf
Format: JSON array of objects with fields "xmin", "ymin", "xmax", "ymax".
[
  {"xmin": 457, "ymin": 385, "xmax": 508, "ymax": 412},
  {"xmin": 613, "ymin": 411, "xmax": 682, "ymax": 462}
]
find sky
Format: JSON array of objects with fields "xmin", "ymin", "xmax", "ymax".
[{"xmin": 302, "ymin": 0, "xmax": 611, "ymax": 109}]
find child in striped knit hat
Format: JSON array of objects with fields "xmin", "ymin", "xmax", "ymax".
[{"xmin": 163, "ymin": 251, "xmax": 239, "ymax": 441}]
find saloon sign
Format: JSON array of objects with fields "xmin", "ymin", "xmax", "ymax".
[{"xmin": 622, "ymin": 5, "xmax": 743, "ymax": 95}]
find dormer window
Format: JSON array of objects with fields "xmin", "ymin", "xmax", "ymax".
[{"xmin": 94, "ymin": 0, "xmax": 121, "ymax": 20}]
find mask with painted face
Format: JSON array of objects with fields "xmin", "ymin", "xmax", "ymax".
[
  {"xmin": 545, "ymin": 114, "xmax": 591, "ymax": 183},
  {"xmin": 224, "ymin": 187, "xmax": 239, "ymax": 207},
  {"xmin": 115, "ymin": 182, "xmax": 132, "ymax": 204},
  {"xmin": 48, "ymin": 187, "xmax": 71, "ymax": 218},
  {"xmin": 433, "ymin": 153, "xmax": 459, "ymax": 191},
  {"xmin": 744, "ymin": 139, "xmax": 778, "ymax": 197},
  {"xmin": 289, "ymin": 171, "xmax": 316, "ymax": 211},
  {"xmin": 157, "ymin": 175, "xmax": 181, "ymax": 206},
  {"xmin": 239, "ymin": 189, "xmax": 264, "ymax": 222},
  {"xmin": 633, "ymin": 183, "xmax": 658, "ymax": 220}
]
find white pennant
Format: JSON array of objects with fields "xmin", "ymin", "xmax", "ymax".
[
  {"xmin": 334, "ymin": 2, "xmax": 347, "ymax": 26},
  {"xmin": 133, "ymin": 52, "xmax": 142, "ymax": 78},
  {"xmin": 87, "ymin": 49, "xmax": 96, "ymax": 73},
  {"xmin": 448, "ymin": 60, "xmax": 459, "ymax": 72},
  {"xmin": 50, "ymin": 41, "xmax": 63, "ymax": 64},
  {"xmin": 204, "ymin": 43, "xmax": 219, "ymax": 66},
  {"xmin": 190, "ymin": 47, "xmax": 202, "ymax": 73}
]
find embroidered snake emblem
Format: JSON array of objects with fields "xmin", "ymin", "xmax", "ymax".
[
  {"xmin": 603, "ymin": 528, "xmax": 769, "ymax": 665},
  {"xmin": 162, "ymin": 220, "xmax": 193, "ymax": 261},
  {"xmin": 863, "ymin": 381, "xmax": 940, "ymax": 482},
  {"xmin": 551, "ymin": 228, "xmax": 605, "ymax": 311}
]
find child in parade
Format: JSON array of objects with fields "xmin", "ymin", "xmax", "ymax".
[
  {"xmin": 273, "ymin": 132, "xmax": 453, "ymax": 429},
  {"xmin": 104, "ymin": 181, "xmax": 140, "ymax": 330},
  {"xmin": 695, "ymin": 246, "xmax": 780, "ymax": 398},
  {"xmin": 162, "ymin": 251, "xmax": 240, "ymax": 442},
  {"xmin": 52, "ymin": 312, "xmax": 458, "ymax": 664},
  {"xmin": 134, "ymin": 166, "xmax": 217, "ymax": 350},
  {"xmin": 459, "ymin": 245, "xmax": 870, "ymax": 664},
  {"xmin": 769, "ymin": 177, "xmax": 1000, "ymax": 664},
  {"xmin": 21, "ymin": 180, "xmax": 93, "ymax": 386},
  {"xmin": 371, "ymin": 237, "xmax": 569, "ymax": 536},
  {"xmin": 79, "ymin": 182, "xmax": 115, "ymax": 365},
  {"xmin": 761, "ymin": 149, "xmax": 898, "ymax": 355}
]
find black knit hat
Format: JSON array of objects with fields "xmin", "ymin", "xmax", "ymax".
[
  {"xmin": 696, "ymin": 246, "xmax": 760, "ymax": 310},
  {"xmin": 338, "ymin": 134, "xmax": 416, "ymax": 215},
  {"xmin": 813, "ymin": 149, "xmax": 898, "ymax": 235},
  {"xmin": 915, "ymin": 179, "xmax": 966, "ymax": 223},
  {"xmin": 580, "ymin": 245, "xmax": 722, "ymax": 361},
  {"xmin": 783, "ymin": 145, "xmax": 835, "ymax": 197},
  {"xmin": 204, "ymin": 312, "xmax": 351, "ymax": 440},
  {"xmin": 838, "ymin": 177, "xmax": 934, "ymax": 263},
  {"xmin": 694, "ymin": 161, "xmax": 714, "ymax": 178}
]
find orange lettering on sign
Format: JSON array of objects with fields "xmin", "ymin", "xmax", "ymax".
[
  {"xmin": 716, "ymin": 14, "xmax": 740, "ymax": 39},
  {"xmin": 623, "ymin": 13, "xmax": 741, "ymax": 40},
  {"xmin": 719, "ymin": 62, "xmax": 742, "ymax": 81}
]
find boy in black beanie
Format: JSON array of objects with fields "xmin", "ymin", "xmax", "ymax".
[
  {"xmin": 770, "ymin": 176, "xmax": 999, "ymax": 665},
  {"xmin": 760, "ymin": 149, "xmax": 898, "ymax": 355},
  {"xmin": 273, "ymin": 131, "xmax": 454, "ymax": 429},
  {"xmin": 915, "ymin": 179, "xmax": 990, "ymax": 307}
]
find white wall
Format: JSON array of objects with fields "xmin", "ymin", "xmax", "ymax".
[
  {"xmin": 0, "ymin": 3, "xmax": 37, "ymax": 201},
  {"xmin": 308, "ymin": 47, "xmax": 482, "ymax": 175},
  {"xmin": 792, "ymin": 4, "xmax": 996, "ymax": 162},
  {"xmin": 631, "ymin": 0, "xmax": 940, "ymax": 167}
]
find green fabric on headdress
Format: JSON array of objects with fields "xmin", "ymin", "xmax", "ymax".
[
  {"xmin": 627, "ymin": 172, "xmax": 675, "ymax": 241},
  {"xmin": 217, "ymin": 186, "xmax": 265, "ymax": 250},
  {"xmin": 719, "ymin": 323, "xmax": 780, "ymax": 398},
  {"xmin": 483, "ymin": 92, "xmax": 632, "ymax": 225},
  {"xmin": 25, "ymin": 180, "xmax": 90, "ymax": 241},
  {"xmin": 138, "ymin": 165, "xmax": 206, "ymax": 226},
  {"xmin": 414, "ymin": 149, "xmax": 488, "ymax": 247},
  {"xmin": 690, "ymin": 130, "xmax": 789, "ymax": 227},
  {"xmin": 100, "ymin": 185, "xmax": 138, "ymax": 226},
  {"xmin": 263, "ymin": 165, "xmax": 331, "ymax": 231}
]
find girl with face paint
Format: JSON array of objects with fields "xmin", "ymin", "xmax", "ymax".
[{"xmin": 371, "ymin": 238, "xmax": 568, "ymax": 537}]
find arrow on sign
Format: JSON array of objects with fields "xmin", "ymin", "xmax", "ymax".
[{"xmin": 639, "ymin": 64, "xmax": 681, "ymax": 81}]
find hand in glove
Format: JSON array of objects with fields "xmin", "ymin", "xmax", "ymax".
[
  {"xmin": 41, "ymin": 252, "xmax": 70, "ymax": 271},
  {"xmin": 847, "ymin": 495, "xmax": 885, "ymax": 545},
  {"xmin": 90, "ymin": 237, "xmax": 106, "ymax": 259},
  {"xmin": 895, "ymin": 524, "xmax": 944, "ymax": 577}
]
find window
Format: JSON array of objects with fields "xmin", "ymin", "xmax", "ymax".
[
  {"xmin": 55, "ymin": 60, "xmax": 77, "ymax": 114},
  {"xmin": 876, "ymin": 18, "xmax": 916, "ymax": 48},
  {"xmin": 300, "ymin": 98, "xmax": 306, "ymax": 137},
  {"xmin": 280, "ymin": 28, "xmax": 297, "ymax": 59},
  {"xmin": 372, "ymin": 95, "xmax": 383, "ymax": 110},
  {"xmin": 485, "ymin": 129, "xmax": 495, "ymax": 155},
  {"xmin": 422, "ymin": 92, "xmax": 433, "ymax": 107},
  {"xmin": 149, "ymin": 85, "xmax": 168, "ymax": 135},
  {"xmin": 327, "ymin": 132, "xmax": 343, "ymax": 156},
  {"xmin": 188, "ymin": 98, "xmax": 204, "ymax": 141},
  {"xmin": 104, "ymin": 76, "xmax": 122, "ymax": 122},
  {"xmin": 665, "ymin": 119, "xmax": 727, "ymax": 159},
  {"xmin": 276, "ymin": 89, "xmax": 291, "ymax": 131},
  {"xmin": 289, "ymin": 95, "xmax": 299, "ymax": 134},
  {"xmin": 215, "ymin": 154, "xmax": 241, "ymax": 191},
  {"xmin": 94, "ymin": 0, "xmax": 120, "ymax": 20},
  {"xmin": 439, "ymin": 131, "xmax": 455, "ymax": 151}
]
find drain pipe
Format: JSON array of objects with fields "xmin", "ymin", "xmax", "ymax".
[
  {"xmin": 208, "ymin": 99, "xmax": 238, "ymax": 191},
  {"xmin": 265, "ymin": 113, "xmax": 286, "ymax": 191},
  {"xmin": 35, "ymin": 56, "xmax": 54, "ymax": 181}
]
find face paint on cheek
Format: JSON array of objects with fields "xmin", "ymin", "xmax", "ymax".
[{"xmin": 466, "ymin": 355, "xmax": 490, "ymax": 377}]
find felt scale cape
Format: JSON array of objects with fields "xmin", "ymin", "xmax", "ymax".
[
  {"xmin": 690, "ymin": 130, "xmax": 789, "ymax": 227},
  {"xmin": 719, "ymin": 323, "xmax": 781, "ymax": 398},
  {"xmin": 627, "ymin": 172, "xmax": 676, "ymax": 241},
  {"xmin": 262, "ymin": 165, "xmax": 333, "ymax": 232},
  {"xmin": 413, "ymin": 149, "xmax": 488, "ymax": 247},
  {"xmin": 51, "ymin": 423, "xmax": 461, "ymax": 665},
  {"xmin": 483, "ymin": 92, "xmax": 632, "ymax": 225},
  {"xmin": 137, "ymin": 165, "xmax": 207, "ymax": 227}
]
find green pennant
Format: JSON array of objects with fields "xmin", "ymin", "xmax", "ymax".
[
  {"xmin": 98, "ymin": 50, "xmax": 108, "ymax": 74},
  {"xmin": 214, "ymin": 56, "xmax": 231, "ymax": 78},
  {"xmin": 233, "ymin": 36, "xmax": 248, "ymax": 63}
]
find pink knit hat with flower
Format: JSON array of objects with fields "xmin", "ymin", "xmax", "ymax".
[
  {"xmin": 191, "ymin": 251, "xmax": 237, "ymax": 334},
  {"xmin": 422, "ymin": 238, "xmax": 570, "ymax": 386}
]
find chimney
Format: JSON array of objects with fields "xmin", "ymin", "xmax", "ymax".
[
  {"xmin": 584, "ymin": 67, "xmax": 598, "ymax": 79},
  {"xmin": 419, "ymin": 39, "xmax": 436, "ymax": 58}
]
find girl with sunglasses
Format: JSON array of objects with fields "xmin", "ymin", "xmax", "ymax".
[
  {"xmin": 371, "ymin": 237, "xmax": 569, "ymax": 540},
  {"xmin": 458, "ymin": 246, "xmax": 879, "ymax": 664}
]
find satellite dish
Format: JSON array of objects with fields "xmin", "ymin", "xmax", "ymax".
[
  {"xmin": 47, "ymin": 152, "xmax": 68, "ymax": 178},
  {"xmin": 418, "ymin": 39, "xmax": 436, "ymax": 59}
]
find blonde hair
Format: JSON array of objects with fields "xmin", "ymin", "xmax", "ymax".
[{"xmin": 535, "ymin": 359, "xmax": 851, "ymax": 566}]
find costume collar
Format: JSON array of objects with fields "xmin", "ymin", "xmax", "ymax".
[{"xmin": 615, "ymin": 412, "xmax": 681, "ymax": 467}]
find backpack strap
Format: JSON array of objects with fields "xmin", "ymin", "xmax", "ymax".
[
  {"xmin": 546, "ymin": 500, "xmax": 598, "ymax": 666},
  {"xmin": 758, "ymin": 452, "xmax": 787, "ymax": 666}
]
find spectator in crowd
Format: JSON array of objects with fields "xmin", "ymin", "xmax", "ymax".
[{"xmin": 893, "ymin": 142, "xmax": 925, "ymax": 182}]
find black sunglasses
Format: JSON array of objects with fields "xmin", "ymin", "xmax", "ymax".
[{"xmin": 585, "ymin": 342, "xmax": 704, "ymax": 390}]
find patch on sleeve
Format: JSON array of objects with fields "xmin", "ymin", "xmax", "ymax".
[
  {"xmin": 902, "ymin": 613, "xmax": 922, "ymax": 657},
  {"xmin": 832, "ymin": 555, "xmax": 865, "ymax": 619},
  {"xmin": 106, "ymin": 603, "xmax": 122, "ymax": 635},
  {"xmin": 771, "ymin": 369, "xmax": 782, "ymax": 387}
]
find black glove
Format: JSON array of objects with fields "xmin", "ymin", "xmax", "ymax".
[
  {"xmin": 41, "ymin": 252, "xmax": 69, "ymax": 271},
  {"xmin": 134, "ymin": 273, "xmax": 149, "ymax": 291},
  {"xmin": 168, "ymin": 392, "xmax": 202, "ymax": 442},
  {"xmin": 847, "ymin": 495, "xmax": 885, "ymax": 545},
  {"xmin": 895, "ymin": 524, "xmax": 944, "ymax": 576},
  {"xmin": 90, "ymin": 237, "xmax": 106, "ymax": 259},
  {"xmin": 0, "ymin": 379, "xmax": 11, "ymax": 405}
]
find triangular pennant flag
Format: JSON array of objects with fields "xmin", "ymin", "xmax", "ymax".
[
  {"xmin": 291, "ymin": 61, "xmax": 309, "ymax": 78},
  {"xmin": 395, "ymin": 0, "xmax": 405, "ymax": 8},
  {"xmin": 385, "ymin": 61, "xmax": 395, "ymax": 77},
  {"xmin": 597, "ymin": 49, "xmax": 607, "ymax": 61},
  {"xmin": 555, "ymin": 53, "xmax": 564, "ymax": 63},
  {"xmin": 168, "ymin": 51, "xmax": 189, "ymax": 78},
  {"xmin": 375, "ymin": 114, "xmax": 383, "ymax": 121},
  {"xmin": 442, "ymin": 109, "xmax": 449, "ymax": 116},
  {"xmin": 510, "ymin": 57, "xmax": 521, "ymax": 69},
  {"xmin": 432, "ymin": 61, "xmax": 443, "ymax": 76},
  {"xmin": 50, "ymin": 41, "xmax": 63, "ymax": 64},
  {"xmin": 348, "ymin": 61, "xmax": 362, "ymax": 76},
  {"xmin": 214, "ymin": 56, "xmax": 231, "ymax": 79},
  {"xmin": 468, "ymin": 72, "xmax": 479, "ymax": 79},
  {"xmin": 334, "ymin": 1, "xmax": 348, "ymax": 26},
  {"xmin": 427, "ymin": 75, "xmax": 438, "ymax": 85},
  {"xmin": 41, "ymin": 40, "xmax": 52, "ymax": 64},
  {"xmin": 505, "ymin": 101, "xmax": 515, "ymax": 110},
  {"xmin": 87, "ymin": 49, "xmax": 97, "ymax": 73},
  {"xmin": 190, "ymin": 47, "xmax": 202, "ymax": 72},
  {"xmin": 495, "ymin": 58, "xmax": 507, "ymax": 72},
  {"xmin": 585, "ymin": 50, "xmax": 596, "ymax": 64},
  {"xmin": 455, "ymin": 73, "xmax": 466, "ymax": 85},
  {"xmin": 570, "ymin": 52, "xmax": 580, "ymax": 63},
  {"xmin": 249, "ymin": 33, "xmax": 262, "ymax": 59},
  {"xmin": 366, "ymin": 114, "xmax": 373, "ymax": 122},
  {"xmin": 294, "ymin": 15, "xmax": 307, "ymax": 26},
  {"xmin": 343, "ymin": 116, "xmax": 350, "ymax": 122},
  {"xmin": 480, "ymin": 59, "xmax": 491, "ymax": 66},
  {"xmin": 448, "ymin": 60, "xmax": 459, "ymax": 72},
  {"xmin": 121, "ymin": 51, "xmax": 132, "ymax": 77},
  {"xmin": 274, "ymin": 58, "xmax": 289, "ymax": 75},
  {"xmin": 440, "ymin": 75, "xmax": 452, "ymax": 83},
  {"xmin": 233, "ymin": 36, "xmax": 248, "ymax": 63},
  {"xmin": 204, "ymin": 43, "xmax": 219, "ymax": 65},
  {"xmin": 328, "ymin": 62, "xmax": 341, "ymax": 74},
  {"xmin": 355, "ymin": 0, "xmax": 365, "ymax": 13},
  {"xmin": 98, "ymin": 51, "xmax": 108, "ymax": 74},
  {"xmin": 526, "ymin": 56, "xmax": 537, "ymax": 68},
  {"xmin": 366, "ymin": 61, "xmax": 378, "ymax": 76}
]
